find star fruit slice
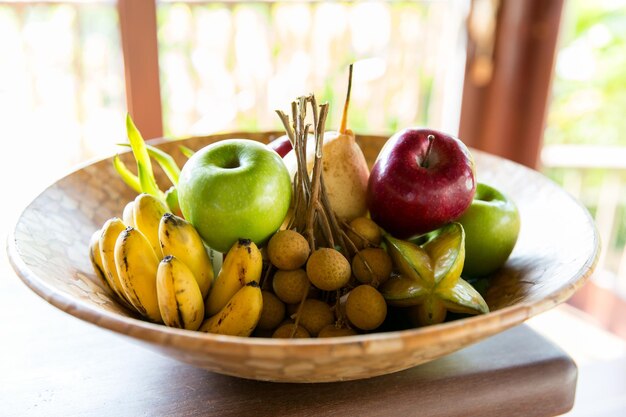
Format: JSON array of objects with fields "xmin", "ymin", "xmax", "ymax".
[{"xmin": 381, "ymin": 222, "xmax": 489, "ymax": 326}]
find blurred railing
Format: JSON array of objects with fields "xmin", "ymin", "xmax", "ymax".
[
  {"xmin": 155, "ymin": 0, "xmax": 469, "ymax": 138},
  {"xmin": 0, "ymin": 0, "xmax": 469, "ymax": 158},
  {"xmin": 541, "ymin": 145, "xmax": 626, "ymax": 297}
]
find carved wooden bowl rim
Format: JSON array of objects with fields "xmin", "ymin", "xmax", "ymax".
[{"xmin": 6, "ymin": 131, "xmax": 600, "ymax": 380}]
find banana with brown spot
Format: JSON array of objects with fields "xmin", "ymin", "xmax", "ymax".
[
  {"xmin": 114, "ymin": 226, "xmax": 162, "ymax": 322},
  {"xmin": 200, "ymin": 281, "xmax": 263, "ymax": 337},
  {"xmin": 98, "ymin": 218, "xmax": 134, "ymax": 309},
  {"xmin": 156, "ymin": 255, "xmax": 205, "ymax": 330},
  {"xmin": 159, "ymin": 212, "xmax": 213, "ymax": 298},
  {"xmin": 205, "ymin": 238, "xmax": 262, "ymax": 317}
]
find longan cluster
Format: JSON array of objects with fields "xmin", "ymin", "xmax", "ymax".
[{"xmin": 255, "ymin": 217, "xmax": 394, "ymax": 338}]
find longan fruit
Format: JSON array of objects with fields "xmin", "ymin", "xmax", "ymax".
[
  {"xmin": 347, "ymin": 217, "xmax": 382, "ymax": 249},
  {"xmin": 346, "ymin": 285, "xmax": 387, "ymax": 331},
  {"xmin": 267, "ymin": 230, "xmax": 310, "ymax": 270},
  {"xmin": 318, "ymin": 324, "xmax": 358, "ymax": 338},
  {"xmin": 306, "ymin": 248, "xmax": 351, "ymax": 291},
  {"xmin": 272, "ymin": 323, "xmax": 310, "ymax": 338},
  {"xmin": 272, "ymin": 269, "xmax": 310, "ymax": 304},
  {"xmin": 257, "ymin": 291, "xmax": 286, "ymax": 330},
  {"xmin": 352, "ymin": 248, "xmax": 393, "ymax": 285},
  {"xmin": 297, "ymin": 299, "xmax": 334, "ymax": 336}
]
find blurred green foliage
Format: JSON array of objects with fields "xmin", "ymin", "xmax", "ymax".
[{"xmin": 545, "ymin": 0, "xmax": 626, "ymax": 146}]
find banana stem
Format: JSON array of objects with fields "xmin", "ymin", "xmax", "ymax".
[
  {"xmin": 125, "ymin": 113, "xmax": 162, "ymax": 199},
  {"xmin": 179, "ymin": 145, "xmax": 195, "ymax": 159},
  {"xmin": 113, "ymin": 155, "xmax": 142, "ymax": 193},
  {"xmin": 118, "ymin": 143, "xmax": 181, "ymax": 186}
]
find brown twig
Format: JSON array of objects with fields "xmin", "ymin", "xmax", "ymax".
[{"xmin": 276, "ymin": 93, "xmax": 366, "ymax": 338}]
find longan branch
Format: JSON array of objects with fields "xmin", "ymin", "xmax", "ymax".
[
  {"xmin": 291, "ymin": 286, "xmax": 310, "ymax": 338},
  {"xmin": 319, "ymin": 177, "xmax": 348, "ymax": 256},
  {"xmin": 315, "ymin": 201, "xmax": 334, "ymax": 248},
  {"xmin": 304, "ymin": 103, "xmax": 328, "ymax": 249},
  {"xmin": 341, "ymin": 219, "xmax": 378, "ymax": 248}
]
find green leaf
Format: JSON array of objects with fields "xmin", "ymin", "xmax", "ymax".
[
  {"xmin": 125, "ymin": 113, "xmax": 162, "ymax": 198},
  {"xmin": 112, "ymin": 155, "xmax": 142, "ymax": 194}
]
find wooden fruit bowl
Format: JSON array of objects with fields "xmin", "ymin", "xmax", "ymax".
[{"xmin": 7, "ymin": 132, "xmax": 599, "ymax": 383}]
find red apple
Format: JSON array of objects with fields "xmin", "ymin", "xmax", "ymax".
[
  {"xmin": 268, "ymin": 134, "xmax": 292, "ymax": 158},
  {"xmin": 367, "ymin": 128, "xmax": 476, "ymax": 238}
]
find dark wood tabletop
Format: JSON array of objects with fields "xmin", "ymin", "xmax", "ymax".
[{"xmin": 1, "ymin": 256, "xmax": 576, "ymax": 417}]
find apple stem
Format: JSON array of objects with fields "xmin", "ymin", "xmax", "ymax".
[
  {"xmin": 339, "ymin": 63, "xmax": 353, "ymax": 135},
  {"xmin": 422, "ymin": 134, "xmax": 435, "ymax": 168}
]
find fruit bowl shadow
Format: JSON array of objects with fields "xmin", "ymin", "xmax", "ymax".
[{"xmin": 7, "ymin": 132, "xmax": 599, "ymax": 383}]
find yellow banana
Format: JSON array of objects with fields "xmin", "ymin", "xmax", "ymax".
[
  {"xmin": 114, "ymin": 226, "xmax": 162, "ymax": 322},
  {"xmin": 99, "ymin": 218, "xmax": 134, "ymax": 308},
  {"xmin": 205, "ymin": 239, "xmax": 262, "ymax": 317},
  {"xmin": 200, "ymin": 282, "xmax": 263, "ymax": 337},
  {"xmin": 156, "ymin": 255, "xmax": 205, "ymax": 330},
  {"xmin": 159, "ymin": 213, "xmax": 213, "ymax": 298},
  {"xmin": 89, "ymin": 228, "xmax": 107, "ymax": 286},
  {"xmin": 133, "ymin": 193, "xmax": 169, "ymax": 257},
  {"xmin": 122, "ymin": 201, "xmax": 135, "ymax": 227}
]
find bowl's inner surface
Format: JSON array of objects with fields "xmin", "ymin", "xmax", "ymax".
[{"xmin": 11, "ymin": 132, "xmax": 598, "ymax": 342}]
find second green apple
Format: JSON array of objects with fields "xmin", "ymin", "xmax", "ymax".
[{"xmin": 458, "ymin": 182, "xmax": 520, "ymax": 278}]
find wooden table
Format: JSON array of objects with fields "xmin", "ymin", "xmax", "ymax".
[{"xmin": 1, "ymin": 257, "xmax": 577, "ymax": 417}]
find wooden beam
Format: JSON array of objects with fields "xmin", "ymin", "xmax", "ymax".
[
  {"xmin": 117, "ymin": 0, "xmax": 163, "ymax": 139},
  {"xmin": 460, "ymin": 0, "xmax": 565, "ymax": 169}
]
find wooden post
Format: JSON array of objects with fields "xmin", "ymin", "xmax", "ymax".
[
  {"xmin": 117, "ymin": 0, "xmax": 163, "ymax": 139},
  {"xmin": 459, "ymin": 0, "xmax": 565, "ymax": 169}
]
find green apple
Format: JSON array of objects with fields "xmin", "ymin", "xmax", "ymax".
[
  {"xmin": 458, "ymin": 182, "xmax": 520, "ymax": 278},
  {"xmin": 178, "ymin": 139, "xmax": 291, "ymax": 253}
]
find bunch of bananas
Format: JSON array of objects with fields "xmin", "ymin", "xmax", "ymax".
[{"xmin": 89, "ymin": 193, "xmax": 263, "ymax": 336}]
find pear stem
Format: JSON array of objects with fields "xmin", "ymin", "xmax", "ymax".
[{"xmin": 339, "ymin": 63, "xmax": 353, "ymax": 135}]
